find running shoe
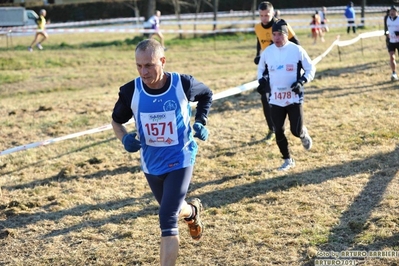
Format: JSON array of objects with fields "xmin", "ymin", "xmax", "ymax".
[
  {"xmin": 300, "ymin": 127, "xmax": 313, "ymax": 150},
  {"xmin": 278, "ymin": 158, "xmax": 295, "ymax": 171},
  {"xmin": 186, "ymin": 198, "xmax": 204, "ymax": 240}
]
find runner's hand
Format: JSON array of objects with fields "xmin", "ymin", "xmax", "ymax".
[
  {"xmin": 122, "ymin": 133, "xmax": 141, "ymax": 152},
  {"xmin": 291, "ymin": 80, "xmax": 304, "ymax": 95},
  {"xmin": 193, "ymin": 122, "xmax": 209, "ymax": 141}
]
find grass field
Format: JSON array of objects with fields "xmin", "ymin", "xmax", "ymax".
[{"xmin": 0, "ymin": 14, "xmax": 399, "ymax": 266}]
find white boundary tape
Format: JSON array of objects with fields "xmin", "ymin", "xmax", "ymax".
[
  {"xmin": 7, "ymin": 24, "xmax": 379, "ymax": 35},
  {"xmin": 0, "ymin": 30, "xmax": 384, "ymax": 156},
  {"xmin": 312, "ymin": 31, "xmax": 379, "ymax": 65}
]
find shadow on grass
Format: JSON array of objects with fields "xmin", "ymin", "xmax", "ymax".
[
  {"xmin": 0, "ymin": 48, "xmax": 397, "ymax": 262},
  {"xmin": 39, "ymin": 194, "xmax": 158, "ymax": 238},
  {"xmin": 1, "ymin": 144, "xmax": 397, "ymax": 263},
  {"xmin": 2, "ymin": 164, "xmax": 141, "ymax": 192},
  {"xmin": 1, "ymin": 195, "xmax": 157, "ymax": 239},
  {"xmin": 193, "ymin": 145, "xmax": 399, "ymax": 266},
  {"xmin": 0, "ymin": 137, "xmax": 117, "ymax": 179}
]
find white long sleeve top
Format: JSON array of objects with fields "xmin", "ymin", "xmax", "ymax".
[{"xmin": 257, "ymin": 41, "xmax": 316, "ymax": 107}]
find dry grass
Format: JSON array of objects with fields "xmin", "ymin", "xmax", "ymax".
[{"xmin": 0, "ymin": 17, "xmax": 398, "ymax": 266}]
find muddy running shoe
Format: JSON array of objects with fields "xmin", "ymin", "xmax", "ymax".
[
  {"xmin": 278, "ymin": 158, "xmax": 295, "ymax": 171},
  {"xmin": 186, "ymin": 198, "xmax": 204, "ymax": 240},
  {"xmin": 265, "ymin": 130, "xmax": 275, "ymax": 143}
]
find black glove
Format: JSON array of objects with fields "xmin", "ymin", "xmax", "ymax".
[
  {"xmin": 291, "ymin": 79, "xmax": 306, "ymax": 95},
  {"xmin": 254, "ymin": 56, "xmax": 260, "ymax": 65},
  {"xmin": 257, "ymin": 77, "xmax": 270, "ymax": 95}
]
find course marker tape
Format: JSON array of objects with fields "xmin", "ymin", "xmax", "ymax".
[{"xmin": 0, "ymin": 30, "xmax": 384, "ymax": 156}]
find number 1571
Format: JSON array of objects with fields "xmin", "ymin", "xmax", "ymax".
[{"xmin": 144, "ymin": 122, "xmax": 173, "ymax": 136}]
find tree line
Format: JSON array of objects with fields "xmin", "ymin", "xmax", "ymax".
[{"xmin": 22, "ymin": 0, "xmax": 393, "ymax": 24}]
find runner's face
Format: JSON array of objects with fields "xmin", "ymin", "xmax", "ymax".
[
  {"xmin": 390, "ymin": 9, "xmax": 398, "ymax": 17},
  {"xmin": 259, "ymin": 9, "xmax": 274, "ymax": 25},
  {"xmin": 272, "ymin": 31, "xmax": 288, "ymax": 47},
  {"xmin": 135, "ymin": 49, "xmax": 165, "ymax": 88}
]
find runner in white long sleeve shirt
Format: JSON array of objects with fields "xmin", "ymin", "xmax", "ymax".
[
  {"xmin": 386, "ymin": 5, "xmax": 399, "ymax": 81},
  {"xmin": 257, "ymin": 19, "xmax": 316, "ymax": 171}
]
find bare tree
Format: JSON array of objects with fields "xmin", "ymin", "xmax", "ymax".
[
  {"xmin": 252, "ymin": 0, "xmax": 257, "ymax": 27},
  {"xmin": 192, "ymin": 0, "xmax": 201, "ymax": 37},
  {"xmin": 121, "ymin": 0, "xmax": 141, "ymax": 25},
  {"xmin": 133, "ymin": 0, "xmax": 140, "ymax": 23},
  {"xmin": 165, "ymin": 0, "xmax": 193, "ymax": 39},
  {"xmin": 138, "ymin": 0, "xmax": 156, "ymax": 38},
  {"xmin": 170, "ymin": 0, "xmax": 182, "ymax": 38},
  {"xmin": 146, "ymin": 0, "xmax": 156, "ymax": 20},
  {"xmin": 360, "ymin": 0, "xmax": 366, "ymax": 28},
  {"xmin": 192, "ymin": 0, "xmax": 212, "ymax": 37},
  {"xmin": 213, "ymin": 0, "xmax": 219, "ymax": 30}
]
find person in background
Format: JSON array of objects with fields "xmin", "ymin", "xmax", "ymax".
[
  {"xmin": 274, "ymin": 9, "xmax": 281, "ymax": 19},
  {"xmin": 257, "ymin": 19, "xmax": 316, "ymax": 171},
  {"xmin": 310, "ymin": 12, "xmax": 324, "ymax": 45},
  {"xmin": 344, "ymin": 1, "xmax": 356, "ymax": 34},
  {"xmin": 28, "ymin": 9, "xmax": 48, "ymax": 52},
  {"xmin": 111, "ymin": 39, "xmax": 213, "ymax": 265},
  {"xmin": 147, "ymin": 10, "xmax": 166, "ymax": 49},
  {"xmin": 253, "ymin": 1, "xmax": 300, "ymax": 144},
  {"xmin": 385, "ymin": 5, "xmax": 399, "ymax": 81},
  {"xmin": 319, "ymin": 6, "xmax": 329, "ymax": 33}
]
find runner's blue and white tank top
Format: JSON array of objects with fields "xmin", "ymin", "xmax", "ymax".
[{"xmin": 131, "ymin": 72, "xmax": 198, "ymax": 175}]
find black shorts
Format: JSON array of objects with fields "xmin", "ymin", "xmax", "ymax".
[{"xmin": 388, "ymin": 42, "xmax": 399, "ymax": 53}]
